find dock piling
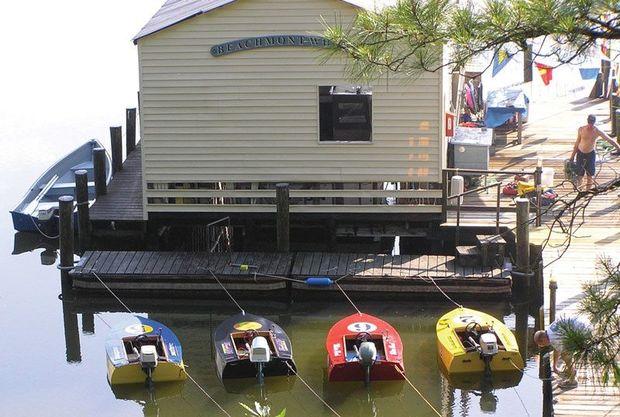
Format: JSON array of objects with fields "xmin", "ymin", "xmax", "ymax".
[
  {"xmin": 110, "ymin": 126, "xmax": 123, "ymax": 175},
  {"xmin": 515, "ymin": 198, "xmax": 531, "ymax": 291},
  {"xmin": 126, "ymin": 108, "xmax": 137, "ymax": 154},
  {"xmin": 93, "ymin": 147, "xmax": 107, "ymax": 197},
  {"xmin": 276, "ymin": 183, "xmax": 290, "ymax": 252},
  {"xmin": 516, "ymin": 112, "xmax": 523, "ymax": 144},
  {"xmin": 62, "ymin": 301, "xmax": 81, "ymax": 363},
  {"xmin": 549, "ymin": 277, "xmax": 557, "ymax": 323},
  {"xmin": 74, "ymin": 169, "xmax": 90, "ymax": 250},
  {"xmin": 82, "ymin": 313, "xmax": 95, "ymax": 335},
  {"xmin": 541, "ymin": 350, "xmax": 553, "ymax": 417},
  {"xmin": 59, "ymin": 195, "xmax": 75, "ymax": 292}
]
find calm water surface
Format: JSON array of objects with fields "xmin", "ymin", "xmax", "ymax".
[{"xmin": 0, "ymin": 3, "xmax": 542, "ymax": 416}]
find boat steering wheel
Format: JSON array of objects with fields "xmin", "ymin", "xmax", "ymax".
[
  {"xmin": 134, "ymin": 333, "xmax": 149, "ymax": 347},
  {"xmin": 465, "ymin": 321, "xmax": 483, "ymax": 337},
  {"xmin": 356, "ymin": 332, "xmax": 372, "ymax": 343},
  {"xmin": 243, "ymin": 329, "xmax": 258, "ymax": 344}
]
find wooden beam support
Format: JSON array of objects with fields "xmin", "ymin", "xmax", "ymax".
[
  {"xmin": 276, "ymin": 183, "xmax": 290, "ymax": 252},
  {"xmin": 59, "ymin": 195, "xmax": 75, "ymax": 293},
  {"xmin": 93, "ymin": 147, "xmax": 107, "ymax": 197},
  {"xmin": 126, "ymin": 108, "xmax": 137, "ymax": 154},
  {"xmin": 74, "ymin": 169, "xmax": 90, "ymax": 251},
  {"xmin": 110, "ymin": 126, "xmax": 123, "ymax": 175}
]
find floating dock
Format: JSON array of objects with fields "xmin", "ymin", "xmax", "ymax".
[{"xmin": 70, "ymin": 251, "xmax": 511, "ymax": 299}]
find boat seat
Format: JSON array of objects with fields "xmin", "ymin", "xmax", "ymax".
[
  {"xmin": 71, "ymin": 162, "xmax": 94, "ymax": 171},
  {"xmin": 47, "ymin": 181, "xmax": 95, "ymax": 190}
]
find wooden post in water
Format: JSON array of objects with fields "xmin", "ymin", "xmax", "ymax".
[
  {"xmin": 549, "ymin": 277, "xmax": 557, "ymax": 323},
  {"xmin": 516, "ymin": 198, "xmax": 530, "ymax": 269},
  {"xmin": 59, "ymin": 195, "xmax": 75, "ymax": 292},
  {"xmin": 62, "ymin": 300, "xmax": 81, "ymax": 363},
  {"xmin": 82, "ymin": 313, "xmax": 95, "ymax": 335},
  {"xmin": 441, "ymin": 170, "xmax": 448, "ymax": 223},
  {"xmin": 534, "ymin": 165, "xmax": 542, "ymax": 227},
  {"xmin": 515, "ymin": 198, "xmax": 531, "ymax": 292},
  {"xmin": 110, "ymin": 126, "xmax": 123, "ymax": 175},
  {"xmin": 93, "ymin": 147, "xmax": 107, "ymax": 197},
  {"xmin": 276, "ymin": 183, "xmax": 290, "ymax": 252},
  {"xmin": 126, "ymin": 108, "xmax": 137, "ymax": 154},
  {"xmin": 516, "ymin": 112, "xmax": 523, "ymax": 144},
  {"xmin": 541, "ymin": 350, "xmax": 553, "ymax": 417},
  {"xmin": 74, "ymin": 169, "xmax": 90, "ymax": 250}
]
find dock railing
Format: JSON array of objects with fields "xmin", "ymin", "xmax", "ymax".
[
  {"xmin": 145, "ymin": 182, "xmax": 444, "ymax": 215},
  {"xmin": 441, "ymin": 167, "xmax": 542, "ymax": 232}
]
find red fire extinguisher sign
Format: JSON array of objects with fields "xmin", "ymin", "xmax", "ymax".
[{"xmin": 445, "ymin": 113, "xmax": 455, "ymax": 137}]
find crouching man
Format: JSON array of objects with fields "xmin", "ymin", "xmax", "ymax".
[{"xmin": 534, "ymin": 316, "xmax": 592, "ymax": 389}]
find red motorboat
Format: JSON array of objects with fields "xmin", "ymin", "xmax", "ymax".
[{"xmin": 326, "ymin": 313, "xmax": 405, "ymax": 383}]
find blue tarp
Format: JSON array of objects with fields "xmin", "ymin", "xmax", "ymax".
[
  {"xmin": 579, "ymin": 68, "xmax": 599, "ymax": 80},
  {"xmin": 485, "ymin": 88, "xmax": 529, "ymax": 128}
]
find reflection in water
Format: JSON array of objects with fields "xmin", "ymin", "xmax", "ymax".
[
  {"xmin": 49, "ymin": 297, "xmax": 542, "ymax": 417},
  {"xmin": 112, "ymin": 382, "xmax": 186, "ymax": 417},
  {"xmin": 13, "ymin": 231, "xmax": 58, "ymax": 265}
]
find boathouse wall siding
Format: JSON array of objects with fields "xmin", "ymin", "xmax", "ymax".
[{"xmin": 137, "ymin": 0, "xmax": 443, "ymax": 216}]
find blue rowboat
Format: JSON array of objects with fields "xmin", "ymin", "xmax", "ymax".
[
  {"xmin": 106, "ymin": 316, "xmax": 187, "ymax": 385},
  {"xmin": 10, "ymin": 139, "xmax": 111, "ymax": 233}
]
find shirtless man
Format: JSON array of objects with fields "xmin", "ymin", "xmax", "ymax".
[{"xmin": 569, "ymin": 114, "xmax": 620, "ymax": 190}]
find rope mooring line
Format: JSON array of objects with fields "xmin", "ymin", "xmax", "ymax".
[
  {"xmin": 92, "ymin": 271, "xmax": 134, "ymax": 314},
  {"xmin": 396, "ymin": 368, "xmax": 443, "ymax": 417},
  {"xmin": 204, "ymin": 268, "xmax": 245, "ymax": 315},
  {"xmin": 418, "ymin": 275, "xmax": 463, "ymax": 309},
  {"xmin": 285, "ymin": 362, "xmax": 342, "ymax": 417},
  {"xmin": 30, "ymin": 215, "xmax": 59, "ymax": 239},
  {"xmin": 95, "ymin": 314, "xmax": 112, "ymax": 329},
  {"xmin": 90, "ymin": 271, "xmax": 232, "ymax": 417},
  {"xmin": 185, "ymin": 372, "xmax": 232, "ymax": 417},
  {"xmin": 335, "ymin": 281, "xmax": 362, "ymax": 315},
  {"xmin": 508, "ymin": 358, "xmax": 553, "ymax": 381}
]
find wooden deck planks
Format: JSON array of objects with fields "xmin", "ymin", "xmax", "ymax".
[{"xmin": 90, "ymin": 145, "xmax": 144, "ymax": 222}]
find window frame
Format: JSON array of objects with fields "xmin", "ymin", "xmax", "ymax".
[{"xmin": 317, "ymin": 85, "xmax": 374, "ymax": 145}]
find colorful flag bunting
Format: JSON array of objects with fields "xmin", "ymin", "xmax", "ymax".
[
  {"xmin": 601, "ymin": 39, "xmax": 610, "ymax": 58},
  {"xmin": 492, "ymin": 48, "xmax": 512, "ymax": 77},
  {"xmin": 535, "ymin": 62, "xmax": 553, "ymax": 86}
]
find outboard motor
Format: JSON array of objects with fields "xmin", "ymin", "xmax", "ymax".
[
  {"xmin": 250, "ymin": 336, "xmax": 271, "ymax": 385},
  {"xmin": 479, "ymin": 333, "xmax": 499, "ymax": 377},
  {"xmin": 358, "ymin": 341, "xmax": 377, "ymax": 386},
  {"xmin": 139, "ymin": 345, "xmax": 158, "ymax": 388}
]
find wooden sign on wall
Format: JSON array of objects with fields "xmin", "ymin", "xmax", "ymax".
[{"xmin": 211, "ymin": 34, "xmax": 332, "ymax": 56}]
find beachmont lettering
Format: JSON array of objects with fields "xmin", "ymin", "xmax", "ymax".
[{"xmin": 211, "ymin": 35, "xmax": 332, "ymax": 56}]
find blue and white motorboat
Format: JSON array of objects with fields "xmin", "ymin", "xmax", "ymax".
[
  {"xmin": 10, "ymin": 139, "xmax": 111, "ymax": 233},
  {"xmin": 106, "ymin": 315, "xmax": 187, "ymax": 385}
]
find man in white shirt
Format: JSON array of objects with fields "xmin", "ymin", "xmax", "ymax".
[{"xmin": 534, "ymin": 316, "xmax": 591, "ymax": 389}]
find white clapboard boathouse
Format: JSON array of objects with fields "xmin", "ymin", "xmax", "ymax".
[{"xmin": 133, "ymin": 0, "xmax": 448, "ymax": 222}]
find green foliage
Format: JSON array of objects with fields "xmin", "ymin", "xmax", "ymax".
[
  {"xmin": 560, "ymin": 257, "xmax": 620, "ymax": 384},
  {"xmin": 323, "ymin": 0, "xmax": 619, "ymax": 80},
  {"xmin": 239, "ymin": 402, "xmax": 286, "ymax": 417}
]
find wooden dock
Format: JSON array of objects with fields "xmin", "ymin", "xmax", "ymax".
[
  {"xmin": 69, "ymin": 251, "xmax": 511, "ymax": 298},
  {"xmin": 471, "ymin": 95, "xmax": 620, "ymax": 416},
  {"xmin": 90, "ymin": 145, "xmax": 144, "ymax": 222}
]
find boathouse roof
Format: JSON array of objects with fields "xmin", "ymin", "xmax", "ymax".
[{"xmin": 133, "ymin": 0, "xmax": 395, "ymax": 43}]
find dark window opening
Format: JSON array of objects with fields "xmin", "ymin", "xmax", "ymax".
[{"xmin": 319, "ymin": 86, "xmax": 372, "ymax": 142}]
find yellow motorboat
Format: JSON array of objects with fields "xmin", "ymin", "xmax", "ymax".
[
  {"xmin": 436, "ymin": 307, "xmax": 524, "ymax": 374},
  {"xmin": 106, "ymin": 316, "xmax": 187, "ymax": 385}
]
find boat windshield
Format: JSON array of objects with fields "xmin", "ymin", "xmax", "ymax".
[
  {"xmin": 343, "ymin": 334, "xmax": 386, "ymax": 362},
  {"xmin": 455, "ymin": 325, "xmax": 506, "ymax": 352},
  {"xmin": 230, "ymin": 331, "xmax": 277, "ymax": 358},
  {"xmin": 122, "ymin": 335, "xmax": 167, "ymax": 362}
]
